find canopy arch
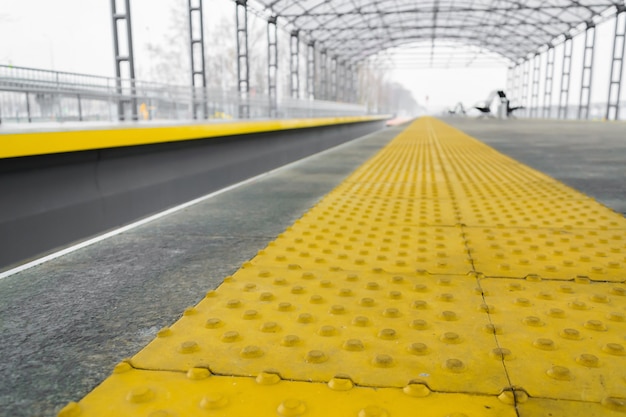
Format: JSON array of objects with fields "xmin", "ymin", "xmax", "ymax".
[{"xmin": 249, "ymin": 0, "xmax": 623, "ymax": 63}]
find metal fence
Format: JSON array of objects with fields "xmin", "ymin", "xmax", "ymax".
[{"xmin": 0, "ymin": 65, "xmax": 367, "ymax": 124}]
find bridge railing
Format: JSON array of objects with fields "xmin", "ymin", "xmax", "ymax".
[{"xmin": 0, "ymin": 65, "xmax": 366, "ymax": 124}]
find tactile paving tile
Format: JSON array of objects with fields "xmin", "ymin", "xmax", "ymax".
[
  {"xmin": 517, "ymin": 397, "xmax": 626, "ymax": 417},
  {"xmin": 448, "ymin": 160, "xmax": 584, "ymax": 200},
  {"xmin": 458, "ymin": 197, "xmax": 626, "ymax": 229},
  {"xmin": 333, "ymin": 181, "xmax": 455, "ymax": 201},
  {"xmin": 58, "ymin": 367, "xmax": 517, "ymax": 417},
  {"xmin": 132, "ymin": 270, "xmax": 508, "ymax": 394},
  {"xmin": 467, "ymin": 227, "xmax": 626, "ymax": 281},
  {"xmin": 480, "ymin": 277, "xmax": 626, "ymax": 403},
  {"xmin": 305, "ymin": 194, "xmax": 460, "ymax": 227},
  {"xmin": 247, "ymin": 225, "xmax": 472, "ymax": 275}
]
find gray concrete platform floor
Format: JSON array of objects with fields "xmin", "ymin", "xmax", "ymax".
[
  {"xmin": 0, "ymin": 127, "xmax": 402, "ymax": 417},
  {"xmin": 444, "ymin": 117, "xmax": 626, "ymax": 215}
]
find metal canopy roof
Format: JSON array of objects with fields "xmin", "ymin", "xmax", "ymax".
[{"xmin": 250, "ymin": 0, "xmax": 625, "ymax": 63}]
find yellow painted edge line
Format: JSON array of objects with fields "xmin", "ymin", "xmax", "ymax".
[{"xmin": 0, "ymin": 115, "xmax": 390, "ymax": 159}]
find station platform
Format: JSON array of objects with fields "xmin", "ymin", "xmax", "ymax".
[{"xmin": 1, "ymin": 117, "xmax": 625, "ymax": 416}]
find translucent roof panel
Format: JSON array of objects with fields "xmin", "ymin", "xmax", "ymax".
[
  {"xmin": 250, "ymin": 0, "xmax": 624, "ymax": 62},
  {"xmin": 368, "ymin": 40, "xmax": 512, "ymax": 69}
]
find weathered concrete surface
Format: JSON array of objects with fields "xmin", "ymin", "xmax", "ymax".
[
  {"xmin": 444, "ymin": 117, "xmax": 626, "ymax": 215},
  {"xmin": 0, "ymin": 126, "xmax": 402, "ymax": 417}
]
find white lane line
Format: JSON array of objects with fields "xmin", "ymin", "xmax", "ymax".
[{"xmin": 0, "ymin": 128, "xmax": 390, "ymax": 280}]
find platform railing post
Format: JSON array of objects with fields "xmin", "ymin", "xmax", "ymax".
[
  {"xmin": 558, "ymin": 35, "xmax": 573, "ymax": 119},
  {"xmin": 607, "ymin": 7, "xmax": 626, "ymax": 121},
  {"xmin": 267, "ymin": 16, "xmax": 278, "ymax": 118},
  {"xmin": 235, "ymin": 0, "xmax": 249, "ymax": 119},
  {"xmin": 188, "ymin": 0, "xmax": 208, "ymax": 119},
  {"xmin": 543, "ymin": 46, "xmax": 555, "ymax": 118}
]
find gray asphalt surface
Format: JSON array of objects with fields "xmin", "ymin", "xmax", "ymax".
[
  {"xmin": 0, "ymin": 126, "xmax": 402, "ymax": 417},
  {"xmin": 444, "ymin": 117, "xmax": 626, "ymax": 215}
]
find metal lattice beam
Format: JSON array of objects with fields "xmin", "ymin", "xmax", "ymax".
[
  {"xmin": 607, "ymin": 7, "xmax": 626, "ymax": 120},
  {"xmin": 530, "ymin": 53, "xmax": 541, "ymax": 118},
  {"xmin": 267, "ymin": 16, "xmax": 278, "ymax": 118},
  {"xmin": 578, "ymin": 23, "xmax": 596, "ymax": 120},
  {"xmin": 331, "ymin": 56, "xmax": 337, "ymax": 101},
  {"xmin": 290, "ymin": 31, "xmax": 300, "ymax": 99},
  {"xmin": 521, "ymin": 59, "xmax": 530, "ymax": 117},
  {"xmin": 558, "ymin": 35, "xmax": 573, "ymax": 119},
  {"xmin": 188, "ymin": 0, "xmax": 207, "ymax": 120},
  {"xmin": 110, "ymin": 0, "xmax": 137, "ymax": 121},
  {"xmin": 248, "ymin": 0, "xmax": 620, "ymax": 65},
  {"xmin": 513, "ymin": 63, "xmax": 522, "ymax": 106},
  {"xmin": 506, "ymin": 65, "xmax": 515, "ymax": 95},
  {"xmin": 337, "ymin": 61, "xmax": 345, "ymax": 102},
  {"xmin": 543, "ymin": 46, "xmax": 555, "ymax": 118},
  {"xmin": 307, "ymin": 41, "xmax": 316, "ymax": 100},
  {"xmin": 236, "ymin": 0, "xmax": 249, "ymax": 118},
  {"xmin": 319, "ymin": 50, "xmax": 328, "ymax": 100}
]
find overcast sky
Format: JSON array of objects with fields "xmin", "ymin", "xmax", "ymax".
[{"xmin": 0, "ymin": 0, "xmax": 619, "ymax": 113}]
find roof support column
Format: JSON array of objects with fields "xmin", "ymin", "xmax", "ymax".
[
  {"xmin": 188, "ymin": 0, "xmax": 207, "ymax": 120},
  {"xmin": 342, "ymin": 62, "xmax": 348, "ymax": 102},
  {"xmin": 521, "ymin": 59, "xmax": 530, "ymax": 117},
  {"xmin": 331, "ymin": 57, "xmax": 337, "ymax": 101},
  {"xmin": 543, "ymin": 46, "xmax": 555, "ymax": 119},
  {"xmin": 354, "ymin": 63, "xmax": 361, "ymax": 104},
  {"xmin": 343, "ymin": 62, "xmax": 350, "ymax": 102},
  {"xmin": 306, "ymin": 42, "xmax": 316, "ymax": 100},
  {"xmin": 344, "ymin": 64, "xmax": 351, "ymax": 103},
  {"xmin": 290, "ymin": 31, "xmax": 300, "ymax": 99},
  {"xmin": 578, "ymin": 23, "xmax": 596, "ymax": 120},
  {"xmin": 110, "ymin": 0, "xmax": 137, "ymax": 121},
  {"xmin": 606, "ymin": 7, "xmax": 626, "ymax": 120},
  {"xmin": 338, "ymin": 61, "xmax": 345, "ymax": 102},
  {"xmin": 558, "ymin": 35, "xmax": 573, "ymax": 119},
  {"xmin": 513, "ymin": 63, "xmax": 522, "ymax": 106},
  {"xmin": 343, "ymin": 62, "xmax": 352, "ymax": 103},
  {"xmin": 348, "ymin": 63, "xmax": 357, "ymax": 104},
  {"xmin": 235, "ymin": 0, "xmax": 249, "ymax": 119},
  {"xmin": 320, "ymin": 50, "xmax": 328, "ymax": 101},
  {"xmin": 267, "ymin": 16, "xmax": 278, "ymax": 118},
  {"xmin": 506, "ymin": 65, "xmax": 515, "ymax": 95},
  {"xmin": 530, "ymin": 53, "xmax": 541, "ymax": 118}
]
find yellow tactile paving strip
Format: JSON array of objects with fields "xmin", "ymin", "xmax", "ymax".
[{"xmin": 58, "ymin": 117, "xmax": 626, "ymax": 417}]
